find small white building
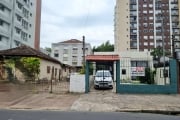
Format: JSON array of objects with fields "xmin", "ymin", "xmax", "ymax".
[{"xmin": 94, "ymin": 51, "xmax": 153, "ymax": 83}]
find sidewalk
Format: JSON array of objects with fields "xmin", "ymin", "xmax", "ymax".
[
  {"xmin": 71, "ymin": 91, "xmax": 180, "ymax": 114},
  {"xmin": 1, "ymin": 83, "xmax": 180, "ymax": 114}
]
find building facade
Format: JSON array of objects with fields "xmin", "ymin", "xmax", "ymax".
[
  {"xmin": 115, "ymin": 0, "xmax": 180, "ymax": 53},
  {"xmin": 0, "ymin": 0, "xmax": 41, "ymax": 50},
  {"xmin": 51, "ymin": 39, "xmax": 92, "ymax": 67}
]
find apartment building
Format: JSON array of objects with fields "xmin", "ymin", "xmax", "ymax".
[
  {"xmin": 51, "ymin": 39, "xmax": 92, "ymax": 67},
  {"xmin": 0, "ymin": 0, "xmax": 41, "ymax": 50},
  {"xmin": 114, "ymin": 0, "xmax": 180, "ymax": 53}
]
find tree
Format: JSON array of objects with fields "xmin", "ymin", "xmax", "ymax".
[
  {"xmin": 20, "ymin": 57, "xmax": 40, "ymax": 81},
  {"xmin": 45, "ymin": 47, "xmax": 51, "ymax": 53},
  {"xmin": 93, "ymin": 40, "xmax": 114, "ymax": 52},
  {"xmin": 150, "ymin": 46, "xmax": 163, "ymax": 60},
  {"xmin": 150, "ymin": 46, "xmax": 170, "ymax": 67}
]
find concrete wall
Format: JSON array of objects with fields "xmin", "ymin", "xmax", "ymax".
[
  {"xmin": 154, "ymin": 67, "xmax": 170, "ymax": 85},
  {"xmin": 70, "ymin": 74, "xmax": 85, "ymax": 93},
  {"xmin": 117, "ymin": 59, "xmax": 178, "ymax": 94}
]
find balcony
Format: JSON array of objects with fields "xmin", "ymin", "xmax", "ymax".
[
  {"xmin": 130, "ymin": 32, "xmax": 137, "ymax": 35},
  {"xmin": 172, "ymin": 18, "xmax": 179, "ymax": 22},
  {"xmin": 14, "ymin": 20, "xmax": 22, "ymax": 29},
  {"xmin": 171, "ymin": 5, "xmax": 179, "ymax": 10},
  {"xmin": 130, "ymin": 0, "xmax": 136, "ymax": 5},
  {"xmin": 17, "ymin": 0, "xmax": 24, "ymax": 6},
  {"xmin": 171, "ymin": 0, "xmax": 178, "ymax": 4},
  {"xmin": 0, "ymin": 26, "xmax": 10, "ymax": 37},
  {"xmin": 0, "ymin": 12, "xmax": 11, "ymax": 23},
  {"xmin": 130, "ymin": 13, "xmax": 137, "ymax": 16},
  {"xmin": 171, "ymin": 12, "xmax": 179, "ymax": 16},
  {"xmin": 0, "ymin": 0, "xmax": 13, "ymax": 10},
  {"xmin": 15, "ymin": 7, "xmax": 23, "ymax": 17},
  {"xmin": 130, "ymin": 19, "xmax": 137, "ymax": 23},
  {"xmin": 13, "ymin": 34, "xmax": 21, "ymax": 41}
]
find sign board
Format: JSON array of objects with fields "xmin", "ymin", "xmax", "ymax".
[{"xmin": 131, "ymin": 67, "xmax": 145, "ymax": 76}]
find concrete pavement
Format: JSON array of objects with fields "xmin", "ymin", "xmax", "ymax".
[{"xmin": 1, "ymin": 83, "xmax": 180, "ymax": 114}]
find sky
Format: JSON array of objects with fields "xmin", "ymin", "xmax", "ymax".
[{"xmin": 40, "ymin": 0, "xmax": 116, "ymax": 48}]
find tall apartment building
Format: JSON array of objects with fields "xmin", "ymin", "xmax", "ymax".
[
  {"xmin": 0, "ymin": 0, "xmax": 41, "ymax": 50},
  {"xmin": 51, "ymin": 39, "xmax": 92, "ymax": 67},
  {"xmin": 114, "ymin": 0, "xmax": 180, "ymax": 53}
]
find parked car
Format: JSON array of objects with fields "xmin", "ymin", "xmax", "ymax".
[{"xmin": 94, "ymin": 70, "xmax": 113, "ymax": 89}]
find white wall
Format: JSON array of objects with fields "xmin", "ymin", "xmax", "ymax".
[{"xmin": 70, "ymin": 74, "xmax": 85, "ymax": 93}]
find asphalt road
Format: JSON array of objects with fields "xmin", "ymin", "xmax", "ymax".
[{"xmin": 0, "ymin": 109, "xmax": 180, "ymax": 120}]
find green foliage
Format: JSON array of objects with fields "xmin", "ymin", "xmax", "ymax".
[
  {"xmin": 93, "ymin": 40, "xmax": 114, "ymax": 52},
  {"xmin": 79, "ymin": 66, "xmax": 85, "ymax": 74},
  {"xmin": 45, "ymin": 47, "xmax": 51, "ymax": 53},
  {"xmin": 151, "ymin": 46, "xmax": 171, "ymax": 68},
  {"xmin": 150, "ymin": 46, "xmax": 163, "ymax": 58},
  {"xmin": 20, "ymin": 57, "xmax": 40, "ymax": 81},
  {"xmin": 139, "ymin": 68, "xmax": 155, "ymax": 84},
  {"xmin": 79, "ymin": 63, "xmax": 93, "ymax": 75}
]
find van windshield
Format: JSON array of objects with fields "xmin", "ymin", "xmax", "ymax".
[{"xmin": 96, "ymin": 71, "xmax": 111, "ymax": 77}]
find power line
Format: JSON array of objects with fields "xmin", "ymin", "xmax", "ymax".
[{"xmin": 82, "ymin": 0, "xmax": 92, "ymax": 35}]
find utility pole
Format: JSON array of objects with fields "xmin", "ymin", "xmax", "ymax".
[
  {"xmin": 82, "ymin": 36, "xmax": 85, "ymax": 67},
  {"xmin": 161, "ymin": 15, "xmax": 166, "ymax": 84},
  {"xmin": 172, "ymin": 35, "xmax": 175, "ymax": 58}
]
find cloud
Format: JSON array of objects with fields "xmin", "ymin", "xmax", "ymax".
[{"xmin": 40, "ymin": 0, "xmax": 116, "ymax": 48}]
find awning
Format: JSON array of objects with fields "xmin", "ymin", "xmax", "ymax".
[{"xmin": 86, "ymin": 55, "xmax": 119, "ymax": 61}]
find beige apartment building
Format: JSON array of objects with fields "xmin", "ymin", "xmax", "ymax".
[
  {"xmin": 115, "ymin": 0, "xmax": 180, "ymax": 53},
  {"xmin": 0, "ymin": 0, "xmax": 41, "ymax": 50}
]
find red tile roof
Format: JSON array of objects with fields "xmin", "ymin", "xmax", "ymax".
[
  {"xmin": 86, "ymin": 55, "xmax": 119, "ymax": 61},
  {"xmin": 0, "ymin": 45, "xmax": 62, "ymax": 64},
  {"xmin": 60, "ymin": 39, "xmax": 82, "ymax": 43}
]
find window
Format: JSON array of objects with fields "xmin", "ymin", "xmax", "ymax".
[
  {"xmin": 63, "ymin": 49, "xmax": 68, "ymax": 54},
  {"xmin": 17, "ymin": 2, "xmax": 22, "ymax": 10},
  {"xmin": 22, "ymin": 19, "xmax": 28, "ymax": 30},
  {"xmin": 143, "ymin": 4, "xmax": 147, "ymax": 8},
  {"xmin": 143, "ymin": 23, "xmax": 148, "ymax": 27},
  {"xmin": 149, "ymin": 16, "xmax": 153, "ymax": 20},
  {"xmin": 47, "ymin": 66, "xmax": 51, "ymax": 73},
  {"xmin": 55, "ymin": 68, "xmax": 57, "ymax": 76},
  {"xmin": 15, "ymin": 27, "xmax": 21, "ymax": 34},
  {"xmin": 72, "ymin": 62, "xmax": 77, "ymax": 66},
  {"xmin": 144, "ymin": 36, "xmax": 148, "ymax": 39},
  {"xmin": 150, "ymin": 36, "xmax": 154, "ymax": 39},
  {"xmin": 16, "ymin": 15, "xmax": 22, "ymax": 22},
  {"xmin": 149, "ymin": 10, "xmax": 153, "ymax": 13},
  {"xmin": 149, "ymin": 29, "xmax": 154, "ymax": 32},
  {"xmin": 149, "ymin": 4, "xmax": 153, "ymax": 8},
  {"xmin": 72, "ymin": 47, "xmax": 78, "ymax": 54},
  {"xmin": 63, "ymin": 57, "xmax": 68, "ymax": 61},
  {"xmin": 143, "ymin": 10, "xmax": 147, "ymax": 14},
  {"xmin": 122, "ymin": 69, "xmax": 126, "ymax": 75},
  {"xmin": 144, "ymin": 42, "xmax": 148, "ymax": 46},
  {"xmin": 0, "ymin": 36, "xmax": 2, "ymax": 41},
  {"xmin": 150, "ymin": 42, "xmax": 154, "ymax": 46},
  {"xmin": 0, "ymin": 20, "xmax": 3, "ymax": 26},
  {"xmin": 54, "ymin": 53, "xmax": 59, "ymax": 57},
  {"xmin": 0, "ymin": 4, "xmax": 5, "ymax": 11},
  {"xmin": 72, "ymin": 56, "xmax": 77, "ymax": 61}
]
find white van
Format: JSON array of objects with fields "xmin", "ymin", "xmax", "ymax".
[{"xmin": 94, "ymin": 70, "xmax": 113, "ymax": 89}]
